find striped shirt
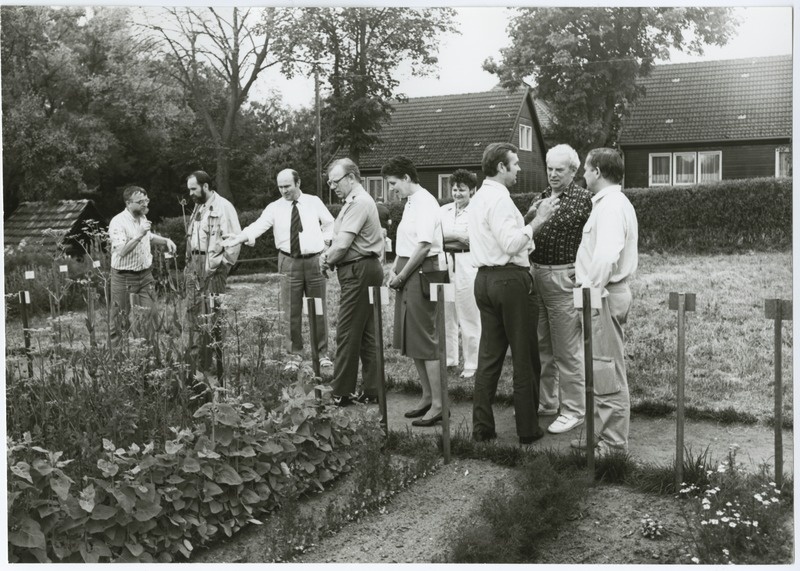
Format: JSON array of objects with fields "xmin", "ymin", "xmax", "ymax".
[{"xmin": 109, "ymin": 209, "xmax": 152, "ymax": 271}]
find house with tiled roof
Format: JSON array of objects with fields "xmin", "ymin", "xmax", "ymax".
[
  {"xmin": 352, "ymin": 86, "xmax": 548, "ymax": 201},
  {"xmin": 4, "ymin": 199, "xmax": 106, "ymax": 256},
  {"xmin": 618, "ymin": 55, "xmax": 792, "ymax": 188}
]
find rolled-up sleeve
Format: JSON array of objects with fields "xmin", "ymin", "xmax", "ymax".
[
  {"xmin": 489, "ymin": 199, "xmax": 533, "ymax": 256},
  {"xmin": 315, "ymin": 198, "xmax": 335, "ymax": 242}
]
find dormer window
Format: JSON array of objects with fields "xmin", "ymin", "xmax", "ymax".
[{"xmin": 519, "ymin": 124, "xmax": 532, "ymax": 151}]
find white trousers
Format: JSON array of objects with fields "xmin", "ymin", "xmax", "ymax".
[{"xmin": 444, "ymin": 252, "xmax": 481, "ymax": 371}]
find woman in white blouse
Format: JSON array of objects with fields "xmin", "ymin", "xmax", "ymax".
[
  {"xmin": 440, "ymin": 170, "xmax": 481, "ymax": 379},
  {"xmin": 384, "ymin": 156, "xmax": 446, "ymax": 427}
]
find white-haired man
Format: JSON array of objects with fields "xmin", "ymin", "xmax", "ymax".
[{"xmin": 525, "ymin": 144, "xmax": 593, "ymax": 434}]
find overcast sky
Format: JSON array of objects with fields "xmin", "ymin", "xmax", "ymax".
[{"xmin": 257, "ymin": 5, "xmax": 793, "ymax": 110}]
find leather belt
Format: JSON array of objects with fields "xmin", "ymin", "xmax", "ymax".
[
  {"xmin": 478, "ymin": 264, "xmax": 528, "ymax": 272},
  {"xmin": 113, "ymin": 267, "xmax": 150, "ymax": 274},
  {"xmin": 532, "ymin": 263, "xmax": 574, "ymax": 270},
  {"xmin": 279, "ymin": 250, "xmax": 321, "ymax": 259},
  {"xmin": 337, "ymin": 255, "xmax": 377, "ymax": 268},
  {"xmin": 444, "ymin": 248, "xmax": 470, "ymax": 254},
  {"xmin": 191, "ymin": 250, "xmax": 207, "ymax": 255}
]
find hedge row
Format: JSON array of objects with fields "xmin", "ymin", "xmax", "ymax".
[{"xmin": 7, "ymin": 383, "xmax": 383, "ymax": 563}]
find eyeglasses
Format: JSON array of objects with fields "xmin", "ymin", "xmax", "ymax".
[
  {"xmin": 327, "ymin": 173, "xmax": 349, "ymax": 188},
  {"xmin": 131, "ymin": 198, "xmax": 150, "ymax": 205}
]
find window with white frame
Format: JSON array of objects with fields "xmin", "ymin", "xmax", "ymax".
[
  {"xmin": 438, "ymin": 174, "xmax": 452, "ymax": 200},
  {"xmin": 698, "ymin": 151, "xmax": 722, "ymax": 182},
  {"xmin": 519, "ymin": 124, "xmax": 533, "ymax": 151},
  {"xmin": 649, "ymin": 153, "xmax": 672, "ymax": 186},
  {"xmin": 673, "ymin": 152, "xmax": 697, "ymax": 185},
  {"xmin": 365, "ymin": 177, "xmax": 384, "ymax": 201},
  {"xmin": 775, "ymin": 146, "xmax": 791, "ymax": 177}
]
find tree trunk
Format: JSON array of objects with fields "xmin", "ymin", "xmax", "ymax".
[{"xmin": 215, "ymin": 150, "xmax": 234, "ymax": 202}]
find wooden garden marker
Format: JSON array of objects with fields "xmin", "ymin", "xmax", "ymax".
[
  {"xmin": 574, "ymin": 286, "xmax": 602, "ymax": 482},
  {"xmin": 368, "ymin": 286, "xmax": 390, "ymax": 436},
  {"xmin": 669, "ymin": 292, "xmax": 696, "ymax": 489},
  {"xmin": 304, "ymin": 296, "xmax": 324, "ymax": 399},
  {"xmin": 432, "ymin": 283, "xmax": 455, "ymax": 464},
  {"xmin": 86, "ymin": 274, "xmax": 97, "ymax": 349},
  {"xmin": 18, "ymin": 290, "xmax": 34, "ymax": 377},
  {"xmin": 765, "ymin": 298, "xmax": 792, "ymax": 490}
]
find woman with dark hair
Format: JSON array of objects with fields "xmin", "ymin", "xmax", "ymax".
[
  {"xmin": 441, "ymin": 169, "xmax": 481, "ymax": 379},
  {"xmin": 383, "ymin": 155, "xmax": 446, "ymax": 426}
]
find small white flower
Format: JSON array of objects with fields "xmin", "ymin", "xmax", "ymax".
[
  {"xmin": 753, "ymin": 521, "xmax": 759, "ymax": 528},
  {"xmin": 726, "ymin": 502, "xmax": 732, "ymax": 507},
  {"xmin": 703, "ymin": 504, "xmax": 710, "ymax": 510},
  {"xmin": 710, "ymin": 519, "xmax": 719, "ymax": 525},
  {"xmin": 716, "ymin": 510, "xmax": 724, "ymax": 516},
  {"xmin": 771, "ymin": 497, "xmax": 779, "ymax": 503},
  {"xmin": 729, "ymin": 522, "xmax": 737, "ymax": 528},
  {"xmin": 691, "ymin": 557, "xmax": 700, "ymax": 564},
  {"xmin": 723, "ymin": 549, "xmax": 730, "ymax": 555},
  {"xmin": 701, "ymin": 520, "xmax": 708, "ymax": 525},
  {"xmin": 754, "ymin": 493, "xmax": 763, "ymax": 501},
  {"xmin": 721, "ymin": 517, "xmax": 730, "ymax": 522}
]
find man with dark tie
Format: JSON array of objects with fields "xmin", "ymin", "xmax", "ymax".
[{"xmin": 222, "ymin": 169, "xmax": 334, "ymax": 371}]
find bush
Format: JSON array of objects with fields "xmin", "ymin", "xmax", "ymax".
[{"xmin": 7, "ymin": 383, "xmax": 384, "ymax": 563}]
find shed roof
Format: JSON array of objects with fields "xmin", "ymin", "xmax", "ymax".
[
  {"xmin": 619, "ymin": 54, "xmax": 792, "ymax": 146},
  {"xmin": 356, "ymin": 86, "xmax": 538, "ymax": 169},
  {"xmin": 4, "ymin": 199, "xmax": 104, "ymax": 251}
]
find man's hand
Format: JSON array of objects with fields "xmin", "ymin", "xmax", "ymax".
[
  {"xmin": 165, "ymin": 238, "xmax": 177, "ymax": 254},
  {"xmin": 138, "ymin": 220, "xmax": 152, "ymax": 238},
  {"xmin": 534, "ymin": 196, "xmax": 560, "ymax": 223},
  {"xmin": 524, "ymin": 199, "xmax": 543, "ymax": 224},
  {"xmin": 320, "ymin": 253, "xmax": 330, "ymax": 278},
  {"xmin": 388, "ymin": 269, "xmax": 404, "ymax": 290}
]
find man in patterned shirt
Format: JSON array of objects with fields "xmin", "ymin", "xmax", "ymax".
[
  {"xmin": 525, "ymin": 144, "xmax": 593, "ymax": 435},
  {"xmin": 108, "ymin": 185, "xmax": 177, "ymax": 344}
]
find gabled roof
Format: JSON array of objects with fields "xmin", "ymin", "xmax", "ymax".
[
  {"xmin": 619, "ymin": 54, "xmax": 792, "ymax": 146},
  {"xmin": 356, "ymin": 87, "xmax": 538, "ymax": 169},
  {"xmin": 4, "ymin": 199, "xmax": 104, "ymax": 251}
]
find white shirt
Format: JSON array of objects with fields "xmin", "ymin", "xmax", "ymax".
[
  {"xmin": 575, "ymin": 184, "xmax": 638, "ymax": 289},
  {"xmin": 440, "ymin": 201, "xmax": 470, "ymax": 247},
  {"xmin": 467, "ymin": 179, "xmax": 533, "ymax": 268},
  {"xmin": 241, "ymin": 192, "xmax": 334, "ymax": 254},
  {"xmin": 109, "ymin": 209, "xmax": 152, "ymax": 271},
  {"xmin": 395, "ymin": 188, "xmax": 443, "ymax": 257}
]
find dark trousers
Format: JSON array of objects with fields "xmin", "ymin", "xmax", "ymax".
[
  {"xmin": 331, "ymin": 257, "xmax": 384, "ymax": 397},
  {"xmin": 278, "ymin": 252, "xmax": 328, "ymax": 356},
  {"xmin": 472, "ymin": 266, "xmax": 541, "ymax": 439}
]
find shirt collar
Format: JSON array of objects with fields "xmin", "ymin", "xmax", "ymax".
[
  {"xmin": 591, "ymin": 184, "xmax": 622, "ymax": 205},
  {"xmin": 345, "ymin": 183, "xmax": 366, "ymax": 204},
  {"xmin": 481, "ymin": 179, "xmax": 510, "ymax": 196}
]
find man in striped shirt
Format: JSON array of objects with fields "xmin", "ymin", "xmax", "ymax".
[{"xmin": 108, "ymin": 185, "xmax": 176, "ymax": 343}]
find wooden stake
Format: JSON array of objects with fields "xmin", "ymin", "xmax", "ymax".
[
  {"xmin": 669, "ymin": 292, "xmax": 696, "ymax": 489},
  {"xmin": 369, "ymin": 286, "xmax": 389, "ymax": 437},
  {"xmin": 305, "ymin": 296, "xmax": 323, "ymax": 399},
  {"xmin": 436, "ymin": 284, "xmax": 451, "ymax": 464},
  {"xmin": 765, "ymin": 298, "xmax": 792, "ymax": 490},
  {"xmin": 582, "ymin": 288, "xmax": 595, "ymax": 482},
  {"xmin": 18, "ymin": 291, "xmax": 33, "ymax": 377}
]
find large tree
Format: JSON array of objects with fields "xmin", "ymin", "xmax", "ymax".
[
  {"xmin": 144, "ymin": 7, "xmax": 298, "ymax": 203},
  {"xmin": 278, "ymin": 7, "xmax": 457, "ymax": 163},
  {"xmin": 1, "ymin": 6, "xmax": 192, "ymax": 218},
  {"xmin": 484, "ymin": 7, "xmax": 737, "ymax": 153}
]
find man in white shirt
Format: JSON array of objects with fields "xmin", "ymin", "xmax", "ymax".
[
  {"xmin": 108, "ymin": 185, "xmax": 176, "ymax": 344},
  {"xmin": 571, "ymin": 147, "xmax": 638, "ymax": 455},
  {"xmin": 222, "ymin": 169, "xmax": 334, "ymax": 370},
  {"xmin": 467, "ymin": 142, "xmax": 560, "ymax": 444}
]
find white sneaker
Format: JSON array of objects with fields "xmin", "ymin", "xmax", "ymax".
[
  {"xmin": 319, "ymin": 356, "xmax": 333, "ymax": 368},
  {"xmin": 547, "ymin": 414, "xmax": 584, "ymax": 434},
  {"xmin": 538, "ymin": 405, "xmax": 559, "ymax": 416}
]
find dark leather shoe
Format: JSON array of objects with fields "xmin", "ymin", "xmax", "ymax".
[
  {"xmin": 333, "ymin": 395, "xmax": 351, "ymax": 407},
  {"xmin": 352, "ymin": 391, "xmax": 378, "ymax": 404},
  {"xmin": 519, "ymin": 431, "xmax": 545, "ymax": 445},
  {"xmin": 404, "ymin": 403, "xmax": 432, "ymax": 418},
  {"xmin": 411, "ymin": 412, "xmax": 443, "ymax": 427},
  {"xmin": 473, "ymin": 431, "xmax": 497, "ymax": 442}
]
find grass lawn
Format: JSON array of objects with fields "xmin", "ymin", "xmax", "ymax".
[{"xmin": 6, "ymin": 252, "xmax": 792, "ymax": 423}]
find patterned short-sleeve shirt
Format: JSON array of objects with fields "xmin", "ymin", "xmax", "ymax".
[{"xmin": 530, "ymin": 181, "xmax": 593, "ymax": 265}]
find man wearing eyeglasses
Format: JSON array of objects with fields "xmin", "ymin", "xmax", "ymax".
[
  {"xmin": 321, "ymin": 158, "xmax": 384, "ymax": 406},
  {"xmin": 221, "ymin": 168, "xmax": 334, "ymax": 371},
  {"xmin": 108, "ymin": 185, "xmax": 177, "ymax": 344},
  {"xmin": 185, "ymin": 170, "xmax": 241, "ymax": 374}
]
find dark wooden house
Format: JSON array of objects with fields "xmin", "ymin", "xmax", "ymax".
[
  {"xmin": 618, "ymin": 55, "xmax": 792, "ymax": 188},
  {"xmin": 347, "ymin": 86, "xmax": 549, "ymax": 202},
  {"xmin": 4, "ymin": 199, "xmax": 107, "ymax": 257}
]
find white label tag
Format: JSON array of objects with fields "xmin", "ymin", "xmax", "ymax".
[
  {"xmin": 430, "ymin": 283, "xmax": 455, "ymax": 302},
  {"xmin": 24, "ymin": 291, "xmax": 31, "ymax": 304},
  {"xmin": 573, "ymin": 287, "xmax": 603, "ymax": 309},
  {"xmin": 25, "ymin": 271, "xmax": 35, "ymax": 280},
  {"xmin": 302, "ymin": 297, "xmax": 309, "ymax": 315},
  {"xmin": 93, "ymin": 260, "xmax": 101, "ymax": 268},
  {"xmin": 315, "ymin": 297, "xmax": 323, "ymax": 314},
  {"xmin": 59, "ymin": 265, "xmax": 68, "ymax": 273},
  {"xmin": 385, "ymin": 238, "xmax": 392, "ymax": 252},
  {"xmin": 164, "ymin": 252, "xmax": 174, "ymax": 259},
  {"xmin": 368, "ymin": 286, "xmax": 390, "ymax": 305}
]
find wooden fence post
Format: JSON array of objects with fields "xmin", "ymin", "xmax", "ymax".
[
  {"xmin": 574, "ymin": 286, "xmax": 602, "ymax": 483},
  {"xmin": 669, "ymin": 292, "xmax": 696, "ymax": 489},
  {"xmin": 305, "ymin": 296, "xmax": 324, "ymax": 399},
  {"xmin": 434, "ymin": 283, "xmax": 452, "ymax": 464},
  {"xmin": 369, "ymin": 286, "xmax": 389, "ymax": 437},
  {"xmin": 765, "ymin": 298, "xmax": 792, "ymax": 490}
]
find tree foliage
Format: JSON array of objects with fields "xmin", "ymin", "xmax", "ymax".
[
  {"xmin": 277, "ymin": 7, "xmax": 457, "ymax": 162},
  {"xmin": 143, "ymin": 7, "xmax": 299, "ymax": 203},
  {"xmin": 484, "ymin": 7, "xmax": 737, "ymax": 153}
]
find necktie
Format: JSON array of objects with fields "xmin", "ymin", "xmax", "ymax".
[{"xmin": 290, "ymin": 200, "xmax": 303, "ymax": 257}]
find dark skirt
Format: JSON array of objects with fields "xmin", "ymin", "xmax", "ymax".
[{"xmin": 393, "ymin": 256, "xmax": 441, "ymax": 360}]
